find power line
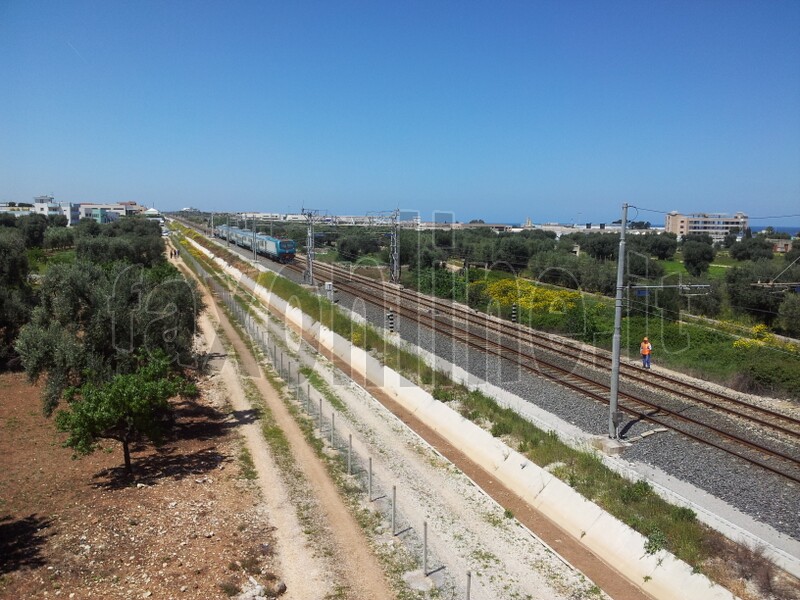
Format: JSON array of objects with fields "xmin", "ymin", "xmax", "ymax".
[{"xmin": 630, "ymin": 205, "xmax": 800, "ymax": 222}]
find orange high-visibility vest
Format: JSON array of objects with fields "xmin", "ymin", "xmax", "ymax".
[{"xmin": 640, "ymin": 341, "xmax": 652, "ymax": 355}]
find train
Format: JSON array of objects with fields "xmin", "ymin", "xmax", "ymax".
[{"xmin": 214, "ymin": 224, "xmax": 297, "ymax": 263}]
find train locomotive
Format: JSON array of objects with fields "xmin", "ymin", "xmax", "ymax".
[{"xmin": 214, "ymin": 224, "xmax": 296, "ymax": 263}]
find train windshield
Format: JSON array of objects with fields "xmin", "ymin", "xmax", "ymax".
[{"xmin": 279, "ymin": 241, "xmax": 295, "ymax": 250}]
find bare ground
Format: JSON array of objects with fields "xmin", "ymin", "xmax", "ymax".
[{"xmin": 0, "ymin": 371, "xmax": 281, "ymax": 599}]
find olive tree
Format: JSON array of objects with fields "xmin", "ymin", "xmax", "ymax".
[
  {"xmin": 56, "ymin": 351, "xmax": 197, "ymax": 475},
  {"xmin": 16, "ymin": 260, "xmax": 203, "ymax": 413},
  {"xmin": 682, "ymin": 241, "xmax": 715, "ymax": 277},
  {"xmin": 0, "ymin": 228, "xmax": 32, "ymax": 367}
]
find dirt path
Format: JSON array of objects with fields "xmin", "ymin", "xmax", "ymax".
[{"xmin": 178, "ymin": 256, "xmax": 394, "ymax": 600}]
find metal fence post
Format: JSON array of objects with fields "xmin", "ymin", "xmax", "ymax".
[
  {"xmin": 392, "ymin": 485, "xmax": 396, "ymax": 535},
  {"xmin": 423, "ymin": 521, "xmax": 428, "ymax": 575}
]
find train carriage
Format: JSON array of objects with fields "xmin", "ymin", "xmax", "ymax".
[{"xmin": 213, "ymin": 224, "xmax": 295, "ymax": 263}]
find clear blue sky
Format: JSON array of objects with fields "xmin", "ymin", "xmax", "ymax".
[{"xmin": 2, "ymin": 1, "xmax": 799, "ymax": 225}]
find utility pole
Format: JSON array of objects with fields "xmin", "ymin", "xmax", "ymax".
[
  {"xmin": 252, "ymin": 216, "xmax": 257, "ymax": 261},
  {"xmin": 303, "ymin": 209, "xmax": 316, "ymax": 285},
  {"xmin": 609, "ymin": 203, "xmax": 628, "ymax": 439},
  {"xmin": 227, "ymin": 214, "xmax": 231, "ymax": 245},
  {"xmin": 211, "ymin": 212, "xmax": 214, "ymax": 236},
  {"xmin": 390, "ymin": 208, "xmax": 400, "ymax": 284}
]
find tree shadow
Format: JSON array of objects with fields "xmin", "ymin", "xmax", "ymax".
[
  {"xmin": 173, "ymin": 399, "xmax": 259, "ymax": 440},
  {"xmin": 0, "ymin": 514, "xmax": 52, "ymax": 574},
  {"xmin": 91, "ymin": 398, "xmax": 259, "ymax": 489},
  {"xmin": 92, "ymin": 446, "xmax": 231, "ymax": 489}
]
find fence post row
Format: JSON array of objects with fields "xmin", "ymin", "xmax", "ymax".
[{"xmin": 186, "ymin": 240, "xmax": 451, "ymax": 594}]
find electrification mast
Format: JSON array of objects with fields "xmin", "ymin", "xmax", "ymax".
[
  {"xmin": 303, "ymin": 209, "xmax": 317, "ymax": 285},
  {"xmin": 609, "ymin": 203, "xmax": 628, "ymax": 439},
  {"xmin": 390, "ymin": 208, "xmax": 400, "ymax": 284},
  {"xmin": 252, "ymin": 215, "xmax": 257, "ymax": 260}
]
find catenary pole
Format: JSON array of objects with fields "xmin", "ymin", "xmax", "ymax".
[
  {"xmin": 390, "ymin": 208, "xmax": 400, "ymax": 284},
  {"xmin": 252, "ymin": 216, "xmax": 257, "ymax": 260},
  {"xmin": 609, "ymin": 203, "xmax": 628, "ymax": 438}
]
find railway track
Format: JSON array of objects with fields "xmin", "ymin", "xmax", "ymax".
[
  {"xmin": 310, "ymin": 261, "xmax": 800, "ymax": 436},
  {"xmin": 174, "ymin": 219, "xmax": 800, "ymax": 484}
]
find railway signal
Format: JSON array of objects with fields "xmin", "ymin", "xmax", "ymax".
[
  {"xmin": 511, "ymin": 303, "xmax": 518, "ymax": 323},
  {"xmin": 386, "ymin": 310, "xmax": 396, "ymax": 333}
]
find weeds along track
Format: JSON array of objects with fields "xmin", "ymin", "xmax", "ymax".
[{"xmin": 177, "ymin": 219, "xmax": 800, "ymax": 485}]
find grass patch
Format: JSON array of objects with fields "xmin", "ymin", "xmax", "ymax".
[
  {"xmin": 218, "ymin": 580, "xmax": 240, "ymax": 596},
  {"xmin": 238, "ymin": 446, "xmax": 257, "ymax": 481},
  {"xmin": 300, "ymin": 367, "xmax": 347, "ymax": 413},
  {"xmin": 437, "ymin": 382, "xmax": 716, "ymax": 570}
]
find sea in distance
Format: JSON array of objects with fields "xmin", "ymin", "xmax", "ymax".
[{"xmin": 506, "ymin": 224, "xmax": 799, "ymax": 235}]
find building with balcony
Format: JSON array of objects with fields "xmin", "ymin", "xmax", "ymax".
[{"xmin": 665, "ymin": 212, "xmax": 748, "ymax": 243}]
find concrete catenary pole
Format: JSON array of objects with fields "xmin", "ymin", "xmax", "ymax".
[
  {"xmin": 390, "ymin": 208, "xmax": 400, "ymax": 284},
  {"xmin": 609, "ymin": 203, "xmax": 629, "ymax": 438},
  {"xmin": 252, "ymin": 216, "xmax": 257, "ymax": 261},
  {"xmin": 304, "ymin": 210, "xmax": 315, "ymax": 285}
]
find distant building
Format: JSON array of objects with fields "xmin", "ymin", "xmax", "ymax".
[
  {"xmin": 1, "ymin": 197, "xmax": 147, "ymax": 226},
  {"xmin": 59, "ymin": 202, "xmax": 81, "ymax": 226},
  {"xmin": 32, "ymin": 200, "xmax": 63, "ymax": 218},
  {"xmin": 768, "ymin": 239, "xmax": 793, "ymax": 253},
  {"xmin": 143, "ymin": 207, "xmax": 164, "ymax": 224},
  {"xmin": 79, "ymin": 202, "xmax": 144, "ymax": 222},
  {"xmin": 665, "ymin": 211, "xmax": 748, "ymax": 243},
  {"xmin": 0, "ymin": 203, "xmax": 32, "ymax": 218}
]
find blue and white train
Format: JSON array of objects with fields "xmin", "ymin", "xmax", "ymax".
[{"xmin": 214, "ymin": 224, "xmax": 297, "ymax": 263}]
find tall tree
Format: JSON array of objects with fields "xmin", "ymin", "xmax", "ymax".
[
  {"xmin": 646, "ymin": 234, "xmax": 678, "ymax": 260},
  {"xmin": 725, "ymin": 263, "xmax": 785, "ymax": 325},
  {"xmin": 581, "ymin": 234, "xmax": 618, "ymax": 261}
]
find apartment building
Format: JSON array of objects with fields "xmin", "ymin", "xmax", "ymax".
[{"xmin": 665, "ymin": 211, "xmax": 748, "ymax": 243}]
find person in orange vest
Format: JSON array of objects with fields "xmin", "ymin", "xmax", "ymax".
[{"xmin": 640, "ymin": 336, "xmax": 652, "ymax": 369}]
